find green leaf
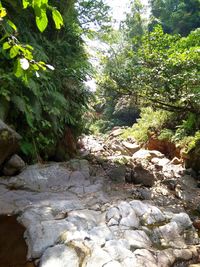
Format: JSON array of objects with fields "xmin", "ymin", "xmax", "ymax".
[
  {"xmin": 52, "ymin": 9, "xmax": 63, "ymax": 29},
  {"xmin": 33, "ymin": 0, "xmax": 42, "ymax": 8},
  {"xmin": 7, "ymin": 20, "xmax": 17, "ymax": 31},
  {"xmin": 2, "ymin": 41, "xmax": 11, "ymax": 50},
  {"xmin": 10, "ymin": 46, "xmax": 19, "ymax": 58},
  {"xmin": 36, "ymin": 10, "xmax": 48, "ymax": 32},
  {"xmin": 22, "ymin": 0, "xmax": 30, "ymax": 8},
  {"xmin": 14, "ymin": 59, "xmax": 24, "ymax": 78}
]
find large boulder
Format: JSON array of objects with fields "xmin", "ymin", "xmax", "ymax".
[
  {"xmin": 3, "ymin": 154, "xmax": 25, "ymax": 176},
  {"xmin": 0, "ymin": 120, "xmax": 21, "ymax": 167},
  {"xmin": 132, "ymin": 164, "xmax": 155, "ymax": 187},
  {"xmin": 7, "ymin": 163, "xmax": 85, "ymax": 192}
]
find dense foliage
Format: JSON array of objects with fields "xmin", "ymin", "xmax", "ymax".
[
  {"xmin": 0, "ymin": 0, "xmax": 109, "ymax": 161},
  {"xmin": 92, "ymin": 0, "xmax": 200, "ymax": 163},
  {"xmin": 149, "ymin": 0, "xmax": 200, "ymax": 36}
]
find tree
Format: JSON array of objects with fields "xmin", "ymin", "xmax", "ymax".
[{"xmin": 149, "ymin": 0, "xmax": 200, "ymax": 36}]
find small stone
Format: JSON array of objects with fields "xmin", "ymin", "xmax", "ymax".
[
  {"xmin": 110, "ymin": 128, "xmax": 123, "ymax": 137},
  {"xmin": 122, "ymin": 141, "xmax": 140, "ymax": 154}
]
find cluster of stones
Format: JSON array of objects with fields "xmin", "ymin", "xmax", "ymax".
[
  {"xmin": 0, "ymin": 155, "xmax": 199, "ymax": 267},
  {"xmin": 80, "ymin": 132, "xmax": 200, "ymax": 209},
  {"xmin": 0, "ymin": 126, "xmax": 200, "ymax": 267}
]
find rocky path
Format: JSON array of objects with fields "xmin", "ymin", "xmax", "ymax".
[{"xmin": 1, "ymin": 132, "xmax": 200, "ymax": 267}]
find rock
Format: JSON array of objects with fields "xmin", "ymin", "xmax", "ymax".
[
  {"xmin": 132, "ymin": 164, "xmax": 155, "ymax": 187},
  {"xmin": 171, "ymin": 213, "xmax": 192, "ymax": 231},
  {"xmin": 109, "ymin": 128, "xmax": 123, "ymax": 137},
  {"xmin": 122, "ymin": 141, "xmax": 140, "ymax": 154},
  {"xmin": 157, "ymin": 248, "xmax": 176, "ymax": 266},
  {"xmin": 170, "ymin": 157, "xmax": 182, "ymax": 165},
  {"xmin": 130, "ymin": 200, "xmax": 150, "ymax": 216},
  {"xmin": 67, "ymin": 209, "xmax": 101, "ymax": 230},
  {"xmin": 106, "ymin": 207, "xmax": 121, "ymax": 225},
  {"xmin": 106, "ymin": 165, "xmax": 126, "ymax": 183},
  {"xmin": 157, "ymin": 247, "xmax": 198, "ymax": 267},
  {"xmin": 123, "ymin": 230, "xmax": 152, "ymax": 249},
  {"xmin": 8, "ymin": 163, "xmax": 91, "ymax": 193},
  {"xmin": 0, "ymin": 120, "xmax": 21, "ymax": 167},
  {"xmin": 68, "ymin": 159, "xmax": 90, "ymax": 178},
  {"xmin": 84, "ymin": 247, "xmax": 112, "ymax": 267},
  {"xmin": 106, "ymin": 155, "xmax": 132, "ymax": 164},
  {"xmin": 8, "ymin": 163, "xmax": 70, "ymax": 192},
  {"xmin": 39, "ymin": 244, "xmax": 79, "ymax": 267},
  {"xmin": 134, "ymin": 249, "xmax": 157, "ymax": 267},
  {"xmin": 118, "ymin": 202, "xmax": 139, "ymax": 228},
  {"xmin": 110, "ymin": 143, "xmax": 130, "ymax": 156},
  {"xmin": 3, "ymin": 154, "xmax": 25, "ymax": 176},
  {"xmin": 151, "ymin": 157, "xmax": 170, "ymax": 169},
  {"xmin": 89, "ymin": 225, "xmax": 113, "ymax": 245},
  {"xmin": 104, "ymin": 239, "xmax": 134, "ymax": 262},
  {"xmin": 132, "ymin": 149, "xmax": 164, "ymax": 160},
  {"xmin": 103, "ymin": 261, "xmax": 122, "ymax": 267},
  {"xmin": 24, "ymin": 220, "xmax": 72, "ymax": 258},
  {"xmin": 130, "ymin": 200, "xmax": 165, "ymax": 225},
  {"xmin": 153, "ymin": 222, "xmax": 187, "ymax": 248}
]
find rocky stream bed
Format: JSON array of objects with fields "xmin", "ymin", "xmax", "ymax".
[{"xmin": 1, "ymin": 130, "xmax": 200, "ymax": 267}]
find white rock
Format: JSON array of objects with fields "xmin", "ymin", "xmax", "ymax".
[
  {"xmin": 106, "ymin": 207, "xmax": 120, "ymax": 222},
  {"xmin": 39, "ymin": 245, "xmax": 79, "ymax": 267},
  {"xmin": 85, "ymin": 247, "xmax": 112, "ymax": 267},
  {"xmin": 134, "ymin": 249, "xmax": 157, "ymax": 267},
  {"xmin": 124, "ymin": 230, "xmax": 152, "ymax": 249},
  {"xmin": 130, "ymin": 200, "xmax": 150, "ymax": 216},
  {"xmin": 151, "ymin": 157, "xmax": 170, "ymax": 167},
  {"xmin": 130, "ymin": 200, "xmax": 165, "ymax": 225},
  {"xmin": 121, "ymin": 256, "xmax": 140, "ymax": 267},
  {"xmin": 104, "ymin": 240, "xmax": 133, "ymax": 261},
  {"xmin": 25, "ymin": 220, "xmax": 73, "ymax": 258},
  {"xmin": 67, "ymin": 209, "xmax": 101, "ymax": 230},
  {"xmin": 153, "ymin": 222, "xmax": 187, "ymax": 248},
  {"xmin": 132, "ymin": 149, "xmax": 164, "ymax": 160},
  {"xmin": 171, "ymin": 213, "xmax": 192, "ymax": 231},
  {"xmin": 110, "ymin": 128, "xmax": 123, "ymax": 137},
  {"xmin": 142, "ymin": 206, "xmax": 166, "ymax": 225},
  {"xmin": 157, "ymin": 248, "xmax": 176, "ymax": 267},
  {"xmin": 103, "ymin": 261, "xmax": 122, "ymax": 267},
  {"xmin": 118, "ymin": 202, "xmax": 140, "ymax": 228},
  {"xmin": 89, "ymin": 225, "xmax": 113, "ymax": 245}
]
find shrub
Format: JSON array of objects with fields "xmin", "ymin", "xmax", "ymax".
[{"xmin": 121, "ymin": 107, "xmax": 172, "ymax": 143}]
